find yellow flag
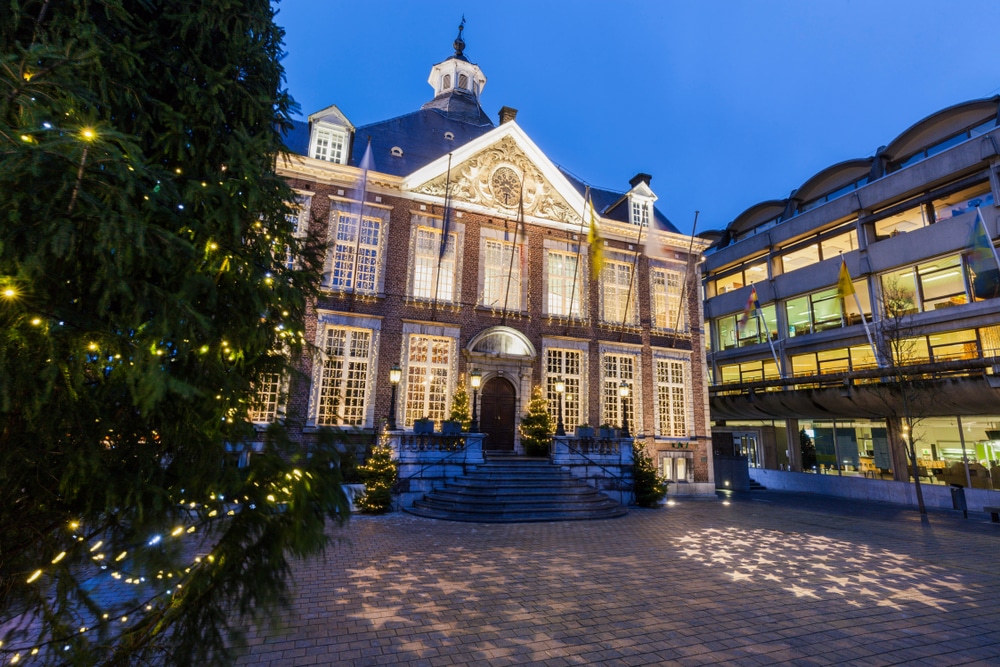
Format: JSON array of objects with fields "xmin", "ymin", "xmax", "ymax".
[
  {"xmin": 836, "ymin": 259, "xmax": 855, "ymax": 299},
  {"xmin": 587, "ymin": 195, "xmax": 603, "ymax": 280}
]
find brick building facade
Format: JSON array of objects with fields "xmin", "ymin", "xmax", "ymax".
[{"xmin": 264, "ymin": 26, "xmax": 714, "ymax": 487}]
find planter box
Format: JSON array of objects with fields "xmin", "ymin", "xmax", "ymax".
[
  {"xmin": 413, "ymin": 419, "xmax": 434, "ymax": 435},
  {"xmin": 575, "ymin": 426, "xmax": 594, "ymax": 438},
  {"xmin": 599, "ymin": 427, "xmax": 617, "ymax": 439},
  {"xmin": 440, "ymin": 420, "xmax": 463, "ymax": 435}
]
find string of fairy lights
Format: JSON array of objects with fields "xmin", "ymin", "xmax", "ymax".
[
  {"xmin": 2, "ymin": 471, "xmax": 312, "ymax": 664},
  {"xmin": 3, "ymin": 114, "xmax": 314, "ymax": 662}
]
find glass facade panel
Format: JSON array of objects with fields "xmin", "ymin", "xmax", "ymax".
[
  {"xmin": 786, "ymin": 295, "xmax": 811, "ymax": 337},
  {"xmin": 881, "ymin": 267, "xmax": 918, "ymax": 315},
  {"xmin": 874, "ymin": 204, "xmax": 930, "ymax": 239},
  {"xmin": 781, "ymin": 244, "xmax": 820, "ymax": 274},
  {"xmin": 820, "ymin": 230, "xmax": 858, "ymax": 258},
  {"xmin": 928, "ymin": 330, "xmax": 978, "ymax": 362},
  {"xmin": 918, "ymin": 255, "xmax": 966, "ymax": 309},
  {"xmin": 933, "ymin": 182, "xmax": 994, "ymax": 222},
  {"xmin": 811, "ymin": 288, "xmax": 842, "ymax": 332}
]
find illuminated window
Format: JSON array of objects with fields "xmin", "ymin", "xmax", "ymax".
[
  {"xmin": 601, "ymin": 352, "xmax": 638, "ymax": 431},
  {"xmin": 655, "ymin": 358, "xmax": 688, "ymax": 437},
  {"xmin": 403, "ymin": 335, "xmax": 453, "ymax": 427},
  {"xmin": 249, "ymin": 373, "xmax": 283, "ymax": 424},
  {"xmin": 481, "ymin": 237, "xmax": 521, "ymax": 310},
  {"xmin": 631, "ymin": 199, "xmax": 650, "ymax": 226},
  {"xmin": 601, "ymin": 260, "xmax": 637, "ymax": 325},
  {"xmin": 651, "ymin": 268, "xmax": 684, "ymax": 330},
  {"xmin": 328, "ymin": 211, "xmax": 382, "ymax": 293},
  {"xmin": 311, "ymin": 127, "xmax": 346, "ymax": 164},
  {"xmin": 545, "ymin": 348, "xmax": 583, "ymax": 428},
  {"xmin": 546, "ymin": 249, "xmax": 582, "ymax": 318},
  {"xmin": 411, "ymin": 226, "xmax": 457, "ymax": 302},
  {"xmin": 316, "ymin": 327, "xmax": 372, "ymax": 426},
  {"xmin": 283, "ymin": 194, "xmax": 311, "ymax": 269}
]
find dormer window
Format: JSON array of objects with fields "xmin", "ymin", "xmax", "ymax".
[
  {"xmin": 390, "ymin": 146, "xmax": 403, "ymax": 157},
  {"xmin": 442, "ymin": 74, "xmax": 451, "ymax": 90},
  {"xmin": 310, "ymin": 126, "xmax": 347, "ymax": 164},
  {"xmin": 631, "ymin": 199, "xmax": 651, "ymax": 227}
]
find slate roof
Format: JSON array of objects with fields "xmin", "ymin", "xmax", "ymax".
[
  {"xmin": 282, "ymin": 87, "xmax": 677, "ymax": 236},
  {"xmin": 559, "ymin": 167, "xmax": 679, "ymax": 234},
  {"xmin": 354, "ymin": 107, "xmax": 494, "ymax": 176}
]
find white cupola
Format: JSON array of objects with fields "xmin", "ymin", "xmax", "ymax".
[{"xmin": 426, "ymin": 18, "xmax": 487, "ymax": 101}]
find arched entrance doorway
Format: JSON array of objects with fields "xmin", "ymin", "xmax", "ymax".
[{"xmin": 480, "ymin": 376, "xmax": 517, "ymax": 452}]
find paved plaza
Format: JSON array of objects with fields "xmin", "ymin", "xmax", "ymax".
[{"xmin": 235, "ymin": 492, "xmax": 1000, "ymax": 666}]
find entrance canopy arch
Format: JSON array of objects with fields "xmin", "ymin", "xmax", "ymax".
[{"xmin": 466, "ymin": 326, "xmax": 536, "ymax": 360}]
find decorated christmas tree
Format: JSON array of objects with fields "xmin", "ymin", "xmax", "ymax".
[
  {"xmin": 632, "ymin": 442, "xmax": 669, "ymax": 507},
  {"xmin": 0, "ymin": 1, "xmax": 347, "ymax": 663},
  {"xmin": 449, "ymin": 379, "xmax": 472, "ymax": 431},
  {"xmin": 356, "ymin": 425, "xmax": 398, "ymax": 514},
  {"xmin": 520, "ymin": 385, "xmax": 554, "ymax": 457}
]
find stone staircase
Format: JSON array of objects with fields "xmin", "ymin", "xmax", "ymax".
[{"xmin": 404, "ymin": 456, "xmax": 628, "ymax": 523}]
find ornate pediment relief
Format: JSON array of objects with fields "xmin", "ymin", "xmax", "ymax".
[{"xmin": 412, "ymin": 136, "xmax": 576, "ymax": 224}]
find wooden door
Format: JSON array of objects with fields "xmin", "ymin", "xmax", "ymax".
[{"xmin": 480, "ymin": 376, "xmax": 516, "ymax": 451}]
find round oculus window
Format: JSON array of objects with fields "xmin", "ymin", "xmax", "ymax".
[{"xmin": 490, "ymin": 166, "xmax": 521, "ymax": 207}]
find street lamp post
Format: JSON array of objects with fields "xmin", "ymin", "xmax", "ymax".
[
  {"xmin": 618, "ymin": 380, "xmax": 630, "ymax": 438},
  {"xmin": 554, "ymin": 378, "xmax": 566, "ymax": 436},
  {"xmin": 388, "ymin": 364, "xmax": 401, "ymax": 430},
  {"xmin": 470, "ymin": 368, "xmax": 482, "ymax": 432}
]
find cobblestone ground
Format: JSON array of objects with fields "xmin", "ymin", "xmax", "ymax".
[{"xmin": 234, "ymin": 492, "xmax": 1000, "ymax": 666}]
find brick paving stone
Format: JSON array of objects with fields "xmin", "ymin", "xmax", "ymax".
[{"xmin": 228, "ymin": 491, "xmax": 1000, "ymax": 666}]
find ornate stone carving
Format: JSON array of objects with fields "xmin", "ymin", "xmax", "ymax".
[{"xmin": 414, "ymin": 136, "xmax": 575, "ymax": 223}]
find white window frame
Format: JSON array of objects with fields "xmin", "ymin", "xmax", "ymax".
[
  {"xmin": 479, "ymin": 229, "xmax": 523, "ymax": 311},
  {"xmin": 249, "ymin": 371, "xmax": 285, "ymax": 425},
  {"xmin": 543, "ymin": 342, "xmax": 588, "ymax": 430},
  {"xmin": 599, "ymin": 345, "xmax": 642, "ymax": 433},
  {"xmin": 651, "ymin": 266, "xmax": 685, "ymax": 331},
  {"xmin": 407, "ymin": 214, "xmax": 462, "ymax": 304},
  {"xmin": 326, "ymin": 206, "xmax": 385, "ymax": 295},
  {"xmin": 284, "ymin": 192, "xmax": 312, "ymax": 270},
  {"xmin": 653, "ymin": 354, "xmax": 691, "ymax": 438},
  {"xmin": 631, "ymin": 199, "xmax": 651, "ymax": 227},
  {"xmin": 601, "ymin": 257, "xmax": 638, "ymax": 325},
  {"xmin": 544, "ymin": 246, "xmax": 584, "ymax": 319},
  {"xmin": 402, "ymin": 333, "xmax": 457, "ymax": 427},
  {"xmin": 314, "ymin": 326, "xmax": 375, "ymax": 427},
  {"xmin": 310, "ymin": 125, "xmax": 347, "ymax": 164}
]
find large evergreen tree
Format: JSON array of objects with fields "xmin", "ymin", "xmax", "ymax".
[{"xmin": 0, "ymin": 1, "xmax": 347, "ymax": 664}]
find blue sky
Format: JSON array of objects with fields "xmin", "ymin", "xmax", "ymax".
[{"xmin": 275, "ymin": 0, "xmax": 1000, "ymax": 233}]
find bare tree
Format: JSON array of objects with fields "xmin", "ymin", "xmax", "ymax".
[{"xmin": 871, "ymin": 277, "xmax": 931, "ymax": 514}]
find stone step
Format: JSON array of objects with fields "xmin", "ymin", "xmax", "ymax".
[{"xmin": 403, "ymin": 458, "xmax": 627, "ymax": 523}]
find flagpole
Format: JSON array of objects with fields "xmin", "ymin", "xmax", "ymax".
[
  {"xmin": 564, "ymin": 186, "xmax": 590, "ymax": 333},
  {"xmin": 839, "ymin": 257, "xmax": 881, "ymax": 367},
  {"xmin": 977, "ymin": 207, "xmax": 1000, "ymax": 270},
  {"xmin": 752, "ymin": 287, "xmax": 783, "ymax": 378},
  {"xmin": 618, "ymin": 216, "xmax": 646, "ymax": 341},
  {"xmin": 431, "ymin": 152, "xmax": 453, "ymax": 320},
  {"xmin": 349, "ymin": 138, "xmax": 372, "ymax": 302},
  {"xmin": 500, "ymin": 183, "xmax": 525, "ymax": 326},
  {"xmin": 671, "ymin": 211, "xmax": 699, "ymax": 336}
]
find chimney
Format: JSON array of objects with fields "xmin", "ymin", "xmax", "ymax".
[
  {"xmin": 498, "ymin": 106, "xmax": 518, "ymax": 124},
  {"xmin": 629, "ymin": 173, "xmax": 652, "ymax": 189}
]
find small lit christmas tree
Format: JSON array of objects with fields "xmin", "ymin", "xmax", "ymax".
[
  {"xmin": 356, "ymin": 424, "xmax": 398, "ymax": 514},
  {"xmin": 449, "ymin": 379, "xmax": 471, "ymax": 431},
  {"xmin": 520, "ymin": 385, "xmax": 554, "ymax": 457},
  {"xmin": 632, "ymin": 441, "xmax": 668, "ymax": 507}
]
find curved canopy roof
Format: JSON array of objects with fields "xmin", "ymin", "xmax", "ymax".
[
  {"xmin": 793, "ymin": 158, "xmax": 873, "ymax": 204},
  {"xmin": 883, "ymin": 96, "xmax": 999, "ymax": 163}
]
